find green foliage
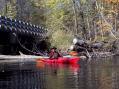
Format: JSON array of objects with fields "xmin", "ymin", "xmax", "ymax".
[
  {"xmin": 50, "ymin": 30, "xmax": 73, "ymax": 49},
  {"xmin": 42, "ymin": 0, "xmax": 74, "ymax": 49},
  {"xmin": 0, "ymin": 0, "xmax": 119, "ymax": 49},
  {"xmin": 6, "ymin": 2, "xmax": 17, "ymax": 18},
  {"xmin": 1, "ymin": 1, "xmax": 17, "ymax": 18},
  {"xmin": 80, "ymin": 0, "xmax": 87, "ymax": 4}
]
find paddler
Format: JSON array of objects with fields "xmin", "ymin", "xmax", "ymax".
[{"xmin": 49, "ymin": 47, "xmax": 62, "ymax": 59}]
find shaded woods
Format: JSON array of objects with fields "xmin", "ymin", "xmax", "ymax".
[{"xmin": 0, "ymin": 0, "xmax": 119, "ymax": 50}]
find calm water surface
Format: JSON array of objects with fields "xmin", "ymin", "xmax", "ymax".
[{"xmin": 0, "ymin": 56, "xmax": 119, "ymax": 89}]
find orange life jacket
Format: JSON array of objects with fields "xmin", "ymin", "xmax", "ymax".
[{"xmin": 69, "ymin": 51, "xmax": 78, "ymax": 56}]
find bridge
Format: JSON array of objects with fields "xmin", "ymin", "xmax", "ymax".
[{"xmin": 0, "ymin": 16, "xmax": 50, "ymax": 55}]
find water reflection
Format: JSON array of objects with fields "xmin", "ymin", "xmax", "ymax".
[
  {"xmin": 36, "ymin": 62, "xmax": 80, "ymax": 89},
  {"xmin": 36, "ymin": 61, "xmax": 80, "ymax": 76},
  {"xmin": 0, "ymin": 56, "xmax": 119, "ymax": 89},
  {"xmin": 0, "ymin": 62, "xmax": 46, "ymax": 89}
]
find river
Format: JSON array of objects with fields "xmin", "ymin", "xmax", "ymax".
[{"xmin": 0, "ymin": 55, "xmax": 119, "ymax": 89}]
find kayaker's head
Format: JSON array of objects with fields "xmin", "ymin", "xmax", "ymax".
[{"xmin": 50, "ymin": 47, "xmax": 57, "ymax": 52}]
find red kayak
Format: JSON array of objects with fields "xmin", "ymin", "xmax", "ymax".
[{"xmin": 37, "ymin": 57, "xmax": 80, "ymax": 64}]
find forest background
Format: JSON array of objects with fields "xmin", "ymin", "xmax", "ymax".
[{"xmin": 0, "ymin": 0, "xmax": 119, "ymax": 49}]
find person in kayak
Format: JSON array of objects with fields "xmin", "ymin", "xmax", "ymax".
[{"xmin": 49, "ymin": 47, "xmax": 62, "ymax": 59}]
